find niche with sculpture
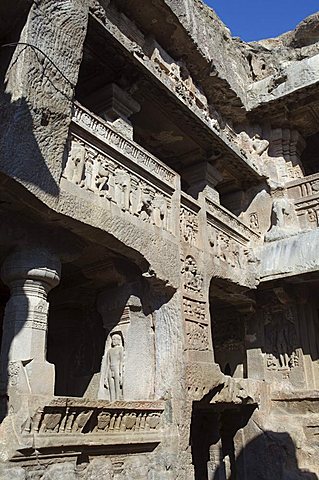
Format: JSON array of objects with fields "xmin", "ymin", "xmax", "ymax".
[{"xmin": 98, "ymin": 285, "xmax": 156, "ymax": 402}]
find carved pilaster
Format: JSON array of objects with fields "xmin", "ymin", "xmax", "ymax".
[
  {"xmin": 0, "ymin": 248, "xmax": 61, "ymax": 396},
  {"xmin": 268, "ymin": 128, "xmax": 306, "ymax": 182}
]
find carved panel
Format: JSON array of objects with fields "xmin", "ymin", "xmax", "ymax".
[
  {"xmin": 185, "ymin": 321, "xmax": 209, "ymax": 351},
  {"xmin": 62, "ymin": 137, "xmax": 173, "ymax": 232},
  {"xmin": 180, "ymin": 206, "xmax": 199, "ymax": 247},
  {"xmin": 181, "ymin": 256, "xmax": 203, "ymax": 296},
  {"xmin": 206, "ymin": 198, "xmax": 259, "ymax": 242},
  {"xmin": 286, "ymin": 173, "xmax": 319, "ymax": 230},
  {"xmin": 147, "ymin": 39, "xmax": 209, "ymax": 113},
  {"xmin": 24, "ymin": 400, "xmax": 165, "ymax": 435},
  {"xmin": 183, "ymin": 295, "xmax": 209, "ymax": 352},
  {"xmin": 208, "ymin": 227, "xmax": 247, "ymax": 269},
  {"xmin": 249, "ymin": 212, "xmax": 260, "ymax": 232},
  {"xmin": 183, "ymin": 297, "xmax": 206, "ymax": 324}
]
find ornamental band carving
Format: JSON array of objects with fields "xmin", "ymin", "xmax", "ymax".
[
  {"xmin": 63, "ymin": 137, "xmax": 173, "ymax": 232},
  {"xmin": 24, "ymin": 401, "xmax": 164, "ymax": 435}
]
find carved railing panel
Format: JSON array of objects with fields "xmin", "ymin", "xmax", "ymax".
[
  {"xmin": 25, "ymin": 399, "xmax": 164, "ymax": 435},
  {"xmin": 72, "ymin": 103, "xmax": 177, "ymax": 188},
  {"xmin": 20, "ymin": 399, "xmax": 165, "ymax": 453},
  {"xmin": 287, "ymin": 173, "xmax": 319, "ymax": 230},
  {"xmin": 61, "ymin": 103, "xmax": 178, "ymax": 235},
  {"xmin": 206, "ymin": 198, "xmax": 260, "ymax": 244}
]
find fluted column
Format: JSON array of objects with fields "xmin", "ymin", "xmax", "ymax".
[{"xmin": 0, "ymin": 248, "xmax": 61, "ymax": 396}]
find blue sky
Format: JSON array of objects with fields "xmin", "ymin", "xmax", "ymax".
[{"xmin": 204, "ymin": 0, "xmax": 319, "ymax": 42}]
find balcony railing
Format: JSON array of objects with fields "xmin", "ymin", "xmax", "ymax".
[{"xmin": 287, "ymin": 173, "xmax": 319, "ymax": 230}]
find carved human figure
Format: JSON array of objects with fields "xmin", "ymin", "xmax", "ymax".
[
  {"xmin": 265, "ymin": 310, "xmax": 298, "ymax": 370},
  {"xmin": 183, "ymin": 256, "xmax": 203, "ymax": 293},
  {"xmin": 273, "ymin": 197, "xmax": 295, "ymax": 229},
  {"xmin": 152, "ymin": 193, "xmax": 167, "ymax": 228},
  {"xmin": 229, "ymin": 240, "xmax": 240, "ymax": 268},
  {"xmin": 104, "ymin": 333, "xmax": 124, "ymax": 401},
  {"xmin": 181, "ymin": 209, "xmax": 198, "ymax": 245},
  {"xmin": 139, "ymin": 186, "xmax": 154, "ymax": 221},
  {"xmin": 114, "ymin": 169, "xmax": 131, "ymax": 211},
  {"xmin": 130, "ymin": 180, "xmax": 142, "ymax": 216},
  {"xmin": 63, "ymin": 141, "xmax": 85, "ymax": 184},
  {"xmin": 218, "ymin": 233, "xmax": 229, "ymax": 262},
  {"xmin": 81, "ymin": 156, "xmax": 95, "ymax": 191},
  {"xmin": 276, "ymin": 322, "xmax": 290, "ymax": 368},
  {"xmin": 94, "ymin": 159, "xmax": 110, "ymax": 196}
]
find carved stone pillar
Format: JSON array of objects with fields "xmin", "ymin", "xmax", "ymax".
[
  {"xmin": 84, "ymin": 83, "xmax": 140, "ymax": 140},
  {"xmin": 268, "ymin": 128, "xmax": 306, "ymax": 181},
  {"xmin": 184, "ymin": 162, "xmax": 223, "ymax": 203},
  {"xmin": 0, "ymin": 248, "xmax": 61, "ymax": 396}
]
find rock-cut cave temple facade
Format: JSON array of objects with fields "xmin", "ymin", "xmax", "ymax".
[{"xmin": 0, "ymin": 1, "xmax": 319, "ymax": 479}]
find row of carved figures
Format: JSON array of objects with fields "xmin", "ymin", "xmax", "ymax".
[
  {"xmin": 24, "ymin": 406, "xmax": 162, "ymax": 434},
  {"xmin": 209, "ymin": 228, "xmax": 254, "ymax": 269},
  {"xmin": 63, "ymin": 139, "xmax": 172, "ymax": 231}
]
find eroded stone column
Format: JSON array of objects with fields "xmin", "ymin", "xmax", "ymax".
[{"xmin": 0, "ymin": 248, "xmax": 61, "ymax": 396}]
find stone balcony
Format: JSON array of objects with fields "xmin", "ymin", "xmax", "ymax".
[
  {"xmin": 61, "ymin": 102, "xmax": 179, "ymax": 238},
  {"xmin": 59, "ymin": 103, "xmax": 261, "ymax": 288}
]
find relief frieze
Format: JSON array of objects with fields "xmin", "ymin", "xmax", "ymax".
[
  {"xmin": 62, "ymin": 137, "xmax": 173, "ymax": 233},
  {"xmin": 185, "ymin": 320, "xmax": 209, "ymax": 351},
  {"xmin": 181, "ymin": 256, "xmax": 203, "ymax": 296},
  {"xmin": 206, "ymin": 198, "xmax": 260, "ymax": 242},
  {"xmin": 183, "ymin": 297, "xmax": 206, "ymax": 324},
  {"xmin": 209, "ymin": 227, "xmax": 245, "ymax": 269},
  {"xmin": 23, "ymin": 400, "xmax": 165, "ymax": 436},
  {"xmin": 264, "ymin": 307, "xmax": 300, "ymax": 372},
  {"xmin": 180, "ymin": 206, "xmax": 199, "ymax": 247}
]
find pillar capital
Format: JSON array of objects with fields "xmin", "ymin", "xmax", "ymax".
[{"xmin": 1, "ymin": 248, "xmax": 61, "ymax": 292}]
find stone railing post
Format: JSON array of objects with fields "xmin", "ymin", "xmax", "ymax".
[{"xmin": 0, "ymin": 248, "xmax": 61, "ymax": 396}]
